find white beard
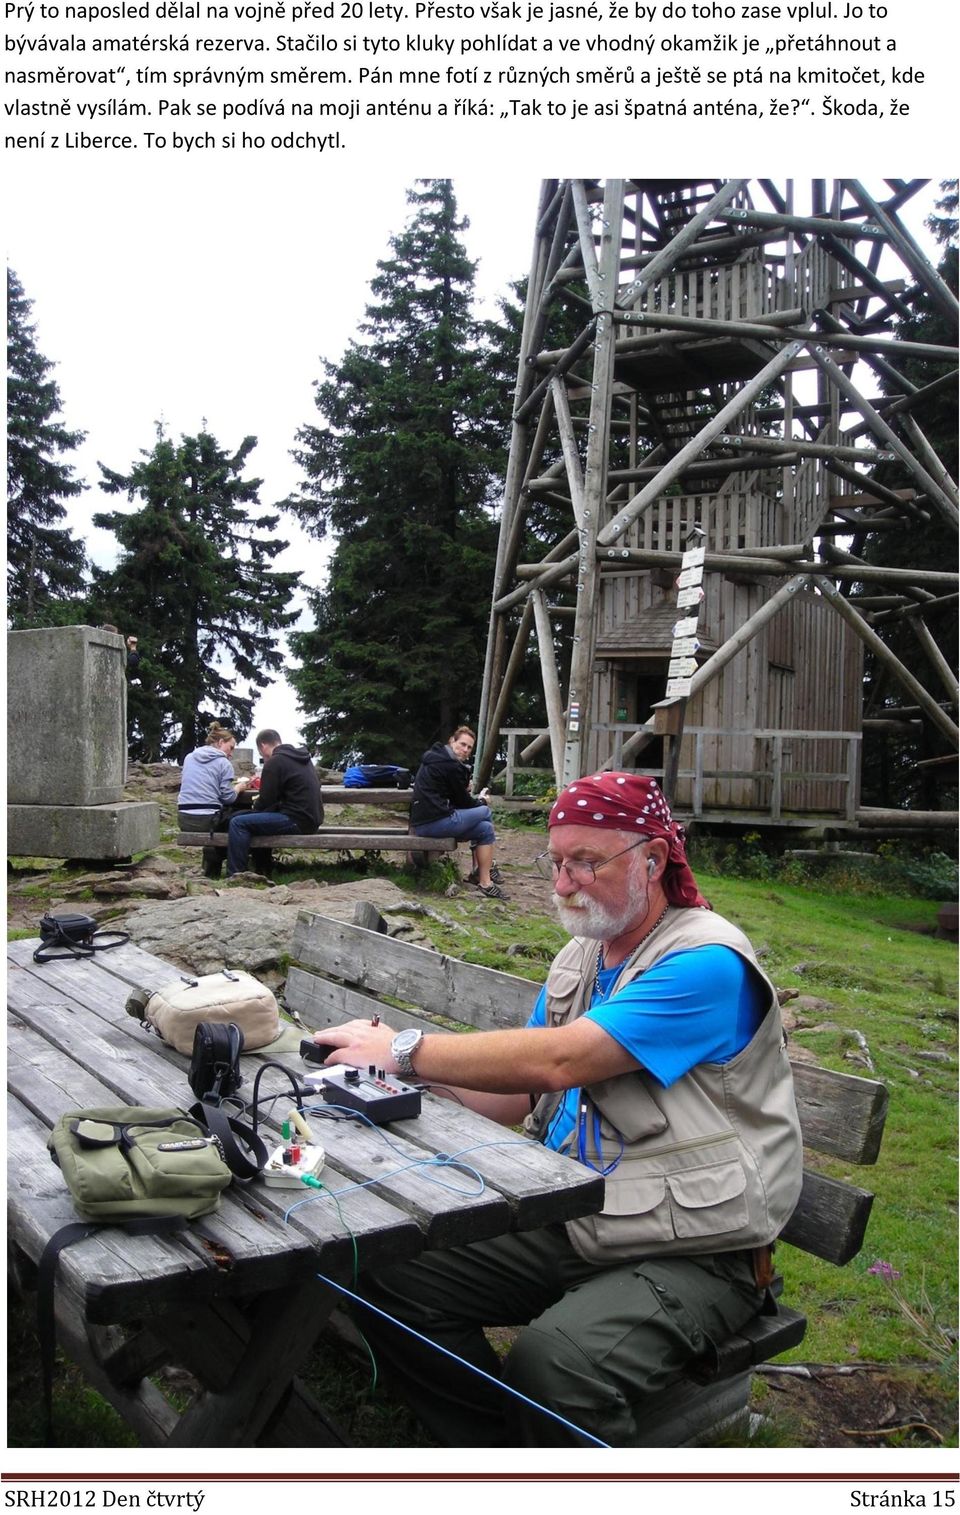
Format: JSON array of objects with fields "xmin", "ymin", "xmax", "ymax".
[{"xmin": 553, "ymin": 862, "xmax": 649, "ymax": 942}]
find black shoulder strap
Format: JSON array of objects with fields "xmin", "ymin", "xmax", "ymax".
[
  {"xmin": 190, "ymin": 1100, "xmax": 268, "ymax": 1182},
  {"xmin": 33, "ymin": 926, "xmax": 131, "ymax": 965},
  {"xmin": 37, "ymin": 1215, "xmax": 185, "ymax": 1443}
]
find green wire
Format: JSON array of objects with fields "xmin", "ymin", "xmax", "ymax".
[{"xmin": 306, "ymin": 1180, "xmax": 377, "ymax": 1393}]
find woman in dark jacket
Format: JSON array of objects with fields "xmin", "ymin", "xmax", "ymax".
[{"xmin": 410, "ymin": 725, "xmax": 506, "ymax": 899}]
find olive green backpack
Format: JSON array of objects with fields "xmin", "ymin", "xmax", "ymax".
[{"xmin": 39, "ymin": 1106, "xmax": 234, "ymax": 1439}]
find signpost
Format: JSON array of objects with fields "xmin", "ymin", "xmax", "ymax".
[{"xmin": 658, "ymin": 529, "xmax": 706, "ymax": 803}]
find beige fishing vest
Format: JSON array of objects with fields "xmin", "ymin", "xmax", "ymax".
[{"xmin": 525, "ymin": 908, "xmax": 803, "ymax": 1264}]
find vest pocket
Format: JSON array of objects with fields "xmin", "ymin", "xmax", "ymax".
[
  {"xmin": 665, "ymin": 1157, "xmax": 748, "ymax": 1240},
  {"xmin": 589, "ymin": 1142, "xmax": 749, "ymax": 1249}
]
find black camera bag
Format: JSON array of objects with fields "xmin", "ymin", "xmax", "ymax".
[
  {"xmin": 188, "ymin": 1020, "xmax": 244, "ymax": 1103},
  {"xmin": 34, "ymin": 912, "xmax": 130, "ymax": 964}
]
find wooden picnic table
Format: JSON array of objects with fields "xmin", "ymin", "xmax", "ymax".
[{"xmin": 7, "ymin": 934, "xmax": 603, "ymax": 1448}]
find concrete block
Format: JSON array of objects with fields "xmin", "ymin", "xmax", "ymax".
[
  {"xmin": 7, "ymin": 625, "xmax": 126, "ymax": 806},
  {"xmin": 7, "ymin": 803, "xmax": 160, "ymax": 861}
]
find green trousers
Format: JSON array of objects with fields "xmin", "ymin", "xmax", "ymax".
[{"xmin": 355, "ymin": 1223, "xmax": 762, "ymax": 1447}]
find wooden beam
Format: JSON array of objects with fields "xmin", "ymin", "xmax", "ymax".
[
  {"xmin": 619, "ymin": 179, "xmax": 750, "ymax": 309},
  {"xmin": 563, "ymin": 178, "xmax": 625, "ymax": 786},
  {"xmin": 808, "ymin": 343, "xmax": 960, "ymax": 530},
  {"xmin": 531, "ymin": 588, "xmax": 566, "ymax": 788},
  {"xmin": 816, "ymin": 579, "xmax": 960, "ymax": 747},
  {"xmin": 848, "ymin": 179, "xmax": 960, "ymax": 325}
]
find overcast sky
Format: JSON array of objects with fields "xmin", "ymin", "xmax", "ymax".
[
  {"xmin": 6, "ymin": 163, "xmax": 543, "ymax": 747},
  {"xmin": 6, "ymin": 171, "xmax": 945, "ymax": 751}
]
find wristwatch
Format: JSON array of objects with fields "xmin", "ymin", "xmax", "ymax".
[{"xmin": 390, "ymin": 1027, "xmax": 424, "ymax": 1077}]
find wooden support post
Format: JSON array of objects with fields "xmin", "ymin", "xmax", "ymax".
[
  {"xmin": 477, "ymin": 599, "xmax": 536, "ymax": 789},
  {"xmin": 550, "ymin": 376, "xmax": 586, "ymax": 527},
  {"xmin": 807, "ymin": 343, "xmax": 960, "ymax": 531},
  {"xmin": 847, "ymin": 180, "xmax": 960, "ymax": 325},
  {"xmin": 816, "ymin": 579, "xmax": 960, "ymax": 747},
  {"xmin": 477, "ymin": 183, "xmax": 557, "ymax": 770},
  {"xmin": 570, "ymin": 178, "xmax": 601, "ymax": 303},
  {"xmin": 531, "ymin": 589, "xmax": 566, "ymax": 788},
  {"xmin": 562, "ymin": 179, "xmax": 625, "ymax": 786}
]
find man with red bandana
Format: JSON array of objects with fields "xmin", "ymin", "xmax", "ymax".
[{"xmin": 314, "ymin": 772, "xmax": 803, "ymax": 1446}]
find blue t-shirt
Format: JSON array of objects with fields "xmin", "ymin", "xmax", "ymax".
[{"xmin": 527, "ymin": 944, "xmax": 765, "ymax": 1155}]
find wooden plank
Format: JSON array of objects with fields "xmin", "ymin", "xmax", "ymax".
[
  {"xmin": 291, "ymin": 913, "xmax": 540, "ymax": 1030},
  {"xmin": 391, "ymin": 1092, "xmax": 605, "ymax": 1229},
  {"xmin": 792, "ymin": 1062, "xmax": 888, "ymax": 1165},
  {"xmin": 780, "ymin": 1168, "xmax": 875, "ymax": 1265},
  {"xmin": 320, "ymin": 788, "xmax": 413, "ymax": 806},
  {"xmin": 176, "ymin": 831, "xmax": 455, "ymax": 853},
  {"xmin": 284, "ymin": 963, "xmax": 455, "ymax": 1037}
]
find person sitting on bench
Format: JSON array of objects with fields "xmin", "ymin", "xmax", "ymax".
[
  {"xmin": 311, "ymin": 771, "xmax": 804, "ymax": 1446},
  {"xmin": 177, "ymin": 721, "xmax": 241, "ymax": 880},
  {"xmin": 226, "ymin": 729, "xmax": 323, "ymax": 878},
  {"xmin": 410, "ymin": 724, "xmax": 507, "ymax": 899}
]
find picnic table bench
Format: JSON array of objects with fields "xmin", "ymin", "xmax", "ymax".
[
  {"xmin": 285, "ymin": 906, "xmax": 891, "ymax": 1446},
  {"xmin": 175, "ymin": 785, "xmax": 456, "ymax": 864},
  {"xmin": 6, "ymin": 930, "xmax": 602, "ymax": 1448}
]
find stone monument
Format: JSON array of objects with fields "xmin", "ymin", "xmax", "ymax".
[{"xmin": 7, "ymin": 625, "xmax": 161, "ymax": 860}]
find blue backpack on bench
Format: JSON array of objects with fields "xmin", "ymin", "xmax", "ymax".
[{"xmin": 343, "ymin": 764, "xmax": 412, "ymax": 788}]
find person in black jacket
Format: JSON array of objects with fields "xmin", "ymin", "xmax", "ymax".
[
  {"xmin": 411, "ymin": 725, "xmax": 507, "ymax": 899},
  {"xmin": 226, "ymin": 729, "xmax": 323, "ymax": 877}
]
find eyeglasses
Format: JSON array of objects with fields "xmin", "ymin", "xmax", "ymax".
[{"xmin": 534, "ymin": 838, "xmax": 647, "ymax": 887}]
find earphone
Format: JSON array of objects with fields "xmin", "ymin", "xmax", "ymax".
[{"xmin": 646, "ymin": 859, "xmax": 656, "ymax": 878}]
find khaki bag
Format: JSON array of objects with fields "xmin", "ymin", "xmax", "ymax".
[{"xmin": 126, "ymin": 969, "xmax": 280, "ymax": 1055}]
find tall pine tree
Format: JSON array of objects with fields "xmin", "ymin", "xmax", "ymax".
[
  {"xmin": 288, "ymin": 180, "xmax": 503, "ymax": 768},
  {"xmin": 90, "ymin": 427, "xmax": 301, "ymax": 761},
  {"xmin": 7, "ymin": 267, "xmax": 88, "ymax": 625}
]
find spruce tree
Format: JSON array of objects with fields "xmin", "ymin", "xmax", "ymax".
[
  {"xmin": 6, "ymin": 267, "xmax": 88, "ymax": 625},
  {"xmin": 288, "ymin": 180, "xmax": 503, "ymax": 769},
  {"xmin": 90, "ymin": 427, "xmax": 302, "ymax": 761}
]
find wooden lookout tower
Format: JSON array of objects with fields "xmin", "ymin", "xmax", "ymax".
[{"xmin": 475, "ymin": 179, "xmax": 959, "ymax": 833}]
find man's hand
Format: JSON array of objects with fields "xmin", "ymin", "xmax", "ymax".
[{"xmin": 314, "ymin": 1019, "xmax": 398, "ymax": 1073}]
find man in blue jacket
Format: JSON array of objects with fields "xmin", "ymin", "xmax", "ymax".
[{"xmin": 226, "ymin": 729, "xmax": 323, "ymax": 877}]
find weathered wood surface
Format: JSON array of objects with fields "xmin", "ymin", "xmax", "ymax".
[
  {"xmin": 7, "ymin": 937, "xmax": 599, "ymax": 1275},
  {"xmin": 779, "ymin": 1170, "xmax": 875, "ymax": 1266},
  {"xmin": 7, "ymin": 934, "xmax": 602, "ymax": 1447},
  {"xmin": 176, "ymin": 830, "xmax": 455, "ymax": 853},
  {"xmin": 290, "ymin": 912, "xmax": 539, "ymax": 1030},
  {"xmin": 320, "ymin": 787, "xmax": 413, "ymax": 806},
  {"xmin": 789, "ymin": 1062, "xmax": 888, "ymax": 1165}
]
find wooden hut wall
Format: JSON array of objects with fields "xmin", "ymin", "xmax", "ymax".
[
  {"xmin": 590, "ymin": 499, "xmax": 862, "ymax": 814},
  {"xmin": 757, "ymin": 591, "xmax": 863, "ymax": 814}
]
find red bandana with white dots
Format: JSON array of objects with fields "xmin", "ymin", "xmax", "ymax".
[{"xmin": 548, "ymin": 773, "xmax": 710, "ymax": 909}]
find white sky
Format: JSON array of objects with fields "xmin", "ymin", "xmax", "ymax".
[
  {"xmin": 6, "ymin": 164, "xmax": 544, "ymax": 746},
  {"xmin": 5, "ymin": 169, "xmax": 949, "ymax": 753}
]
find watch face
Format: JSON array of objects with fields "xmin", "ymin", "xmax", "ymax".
[{"xmin": 394, "ymin": 1029, "xmax": 420, "ymax": 1053}]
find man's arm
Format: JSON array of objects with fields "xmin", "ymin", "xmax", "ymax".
[
  {"xmin": 255, "ymin": 756, "xmax": 281, "ymax": 811},
  {"xmin": 315, "ymin": 1017, "xmax": 640, "ymax": 1095}
]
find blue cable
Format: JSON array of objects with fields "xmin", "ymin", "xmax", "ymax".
[{"xmin": 314, "ymin": 1271, "xmax": 611, "ymax": 1450}]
